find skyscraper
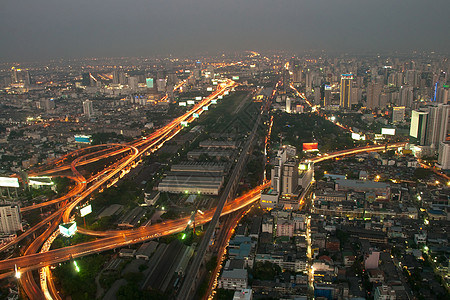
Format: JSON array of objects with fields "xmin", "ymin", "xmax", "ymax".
[
  {"xmin": 425, "ymin": 104, "xmax": 449, "ymax": 148},
  {"xmin": 366, "ymin": 82, "xmax": 382, "ymax": 109},
  {"xmin": 83, "ymin": 100, "xmax": 94, "ymax": 118},
  {"xmin": 0, "ymin": 204, "xmax": 23, "ymax": 234},
  {"xmin": 340, "ymin": 74, "xmax": 353, "ymax": 109},
  {"xmin": 410, "ymin": 110, "xmax": 428, "ymax": 145},
  {"xmin": 438, "ymin": 142, "xmax": 450, "ymax": 170},
  {"xmin": 323, "ymin": 85, "xmax": 332, "ymax": 107}
]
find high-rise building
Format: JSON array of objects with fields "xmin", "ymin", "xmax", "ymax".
[
  {"xmin": 399, "ymin": 86, "xmax": 414, "ymax": 108},
  {"xmin": 286, "ymin": 97, "xmax": 291, "ymax": 113},
  {"xmin": 112, "ymin": 70, "xmax": 119, "ymax": 84},
  {"xmin": 323, "ymin": 85, "xmax": 332, "ymax": 107},
  {"xmin": 11, "ymin": 67, "xmax": 31, "ymax": 87},
  {"xmin": 0, "ymin": 204, "xmax": 23, "ymax": 234},
  {"xmin": 83, "ymin": 100, "xmax": 94, "ymax": 118},
  {"xmin": 81, "ymin": 73, "xmax": 91, "ymax": 86},
  {"xmin": 340, "ymin": 74, "xmax": 353, "ymax": 109},
  {"xmin": 410, "ymin": 110, "xmax": 428, "ymax": 145},
  {"xmin": 425, "ymin": 104, "xmax": 449, "ymax": 148},
  {"xmin": 438, "ymin": 142, "xmax": 450, "ymax": 170},
  {"xmin": 282, "ymin": 160, "xmax": 299, "ymax": 195},
  {"xmin": 392, "ymin": 106, "xmax": 405, "ymax": 124},
  {"xmin": 128, "ymin": 76, "xmax": 139, "ymax": 90},
  {"xmin": 366, "ymin": 82, "xmax": 382, "ymax": 109}
]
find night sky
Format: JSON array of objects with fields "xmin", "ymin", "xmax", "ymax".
[{"xmin": 1, "ymin": 0, "xmax": 449, "ymax": 61}]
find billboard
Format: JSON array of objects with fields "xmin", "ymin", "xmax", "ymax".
[
  {"xmin": 195, "ymin": 96, "xmax": 202, "ymax": 101},
  {"xmin": 187, "ymin": 100, "xmax": 195, "ymax": 105},
  {"xmin": 218, "ymin": 95, "xmax": 223, "ymax": 99},
  {"xmin": 232, "ymin": 76, "xmax": 240, "ymax": 80},
  {"xmin": 80, "ymin": 205, "xmax": 92, "ymax": 217},
  {"xmin": 146, "ymin": 78, "xmax": 154, "ymax": 88},
  {"xmin": 0, "ymin": 177, "xmax": 19, "ymax": 188},
  {"xmin": 179, "ymin": 102, "xmax": 187, "ymax": 106},
  {"xmin": 303, "ymin": 143, "xmax": 319, "ymax": 152},
  {"xmin": 352, "ymin": 133, "xmax": 361, "ymax": 140},
  {"xmin": 324, "ymin": 85, "xmax": 332, "ymax": 90},
  {"xmin": 74, "ymin": 135, "xmax": 92, "ymax": 144},
  {"xmin": 381, "ymin": 128, "xmax": 396, "ymax": 135},
  {"xmin": 59, "ymin": 222, "xmax": 77, "ymax": 237},
  {"xmin": 207, "ymin": 87, "xmax": 213, "ymax": 92}
]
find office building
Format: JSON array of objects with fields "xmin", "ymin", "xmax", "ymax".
[
  {"xmin": 323, "ymin": 85, "xmax": 332, "ymax": 107},
  {"xmin": 399, "ymin": 85, "xmax": 414, "ymax": 108},
  {"xmin": 410, "ymin": 110, "xmax": 428, "ymax": 145},
  {"xmin": 425, "ymin": 104, "xmax": 449, "ymax": 148},
  {"xmin": 438, "ymin": 142, "xmax": 450, "ymax": 170},
  {"xmin": 112, "ymin": 70, "xmax": 119, "ymax": 84},
  {"xmin": 282, "ymin": 160, "xmax": 299, "ymax": 195},
  {"xmin": 286, "ymin": 97, "xmax": 291, "ymax": 113},
  {"xmin": 83, "ymin": 100, "xmax": 94, "ymax": 118},
  {"xmin": 0, "ymin": 204, "xmax": 23, "ymax": 234},
  {"xmin": 340, "ymin": 74, "xmax": 353, "ymax": 109},
  {"xmin": 11, "ymin": 67, "xmax": 31, "ymax": 87},
  {"xmin": 392, "ymin": 106, "xmax": 405, "ymax": 123},
  {"xmin": 366, "ymin": 82, "xmax": 382, "ymax": 109}
]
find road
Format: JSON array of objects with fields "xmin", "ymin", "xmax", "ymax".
[{"xmin": 176, "ymin": 102, "xmax": 264, "ymax": 300}]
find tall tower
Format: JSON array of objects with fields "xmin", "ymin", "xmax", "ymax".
[
  {"xmin": 366, "ymin": 82, "xmax": 382, "ymax": 109},
  {"xmin": 83, "ymin": 100, "xmax": 94, "ymax": 118},
  {"xmin": 425, "ymin": 104, "xmax": 450, "ymax": 148},
  {"xmin": 410, "ymin": 110, "xmax": 428, "ymax": 145},
  {"xmin": 340, "ymin": 74, "xmax": 353, "ymax": 109}
]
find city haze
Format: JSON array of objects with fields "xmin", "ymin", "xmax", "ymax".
[{"xmin": 1, "ymin": 0, "xmax": 450, "ymax": 61}]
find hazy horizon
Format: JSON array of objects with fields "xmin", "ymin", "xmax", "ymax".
[{"xmin": 1, "ymin": 0, "xmax": 449, "ymax": 62}]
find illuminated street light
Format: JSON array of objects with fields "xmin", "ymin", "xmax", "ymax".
[{"xmin": 73, "ymin": 261, "xmax": 80, "ymax": 272}]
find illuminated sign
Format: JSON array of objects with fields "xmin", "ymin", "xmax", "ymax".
[
  {"xmin": 211, "ymin": 99, "xmax": 217, "ymax": 104},
  {"xmin": 325, "ymin": 85, "xmax": 332, "ymax": 90},
  {"xmin": 187, "ymin": 100, "xmax": 195, "ymax": 105},
  {"xmin": 232, "ymin": 76, "xmax": 240, "ymax": 80},
  {"xmin": 146, "ymin": 78, "xmax": 154, "ymax": 88},
  {"xmin": 207, "ymin": 87, "xmax": 213, "ymax": 92},
  {"xmin": 179, "ymin": 102, "xmax": 187, "ymax": 106},
  {"xmin": 341, "ymin": 74, "xmax": 353, "ymax": 80},
  {"xmin": 303, "ymin": 143, "xmax": 319, "ymax": 152},
  {"xmin": 59, "ymin": 222, "xmax": 77, "ymax": 237},
  {"xmin": 181, "ymin": 121, "xmax": 188, "ymax": 127},
  {"xmin": 80, "ymin": 205, "xmax": 92, "ymax": 217},
  {"xmin": 74, "ymin": 135, "xmax": 92, "ymax": 144},
  {"xmin": 218, "ymin": 95, "xmax": 223, "ymax": 99},
  {"xmin": 224, "ymin": 91, "xmax": 229, "ymax": 95},
  {"xmin": 0, "ymin": 177, "xmax": 19, "ymax": 188},
  {"xmin": 195, "ymin": 96, "xmax": 202, "ymax": 101},
  {"xmin": 203, "ymin": 106, "xmax": 209, "ymax": 111},
  {"xmin": 299, "ymin": 163, "xmax": 311, "ymax": 170},
  {"xmin": 381, "ymin": 128, "xmax": 396, "ymax": 135},
  {"xmin": 193, "ymin": 113, "xmax": 199, "ymax": 118},
  {"xmin": 374, "ymin": 134, "xmax": 385, "ymax": 140}
]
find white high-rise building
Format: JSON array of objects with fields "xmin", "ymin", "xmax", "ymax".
[
  {"xmin": 286, "ymin": 97, "xmax": 291, "ymax": 113},
  {"xmin": 438, "ymin": 142, "xmax": 450, "ymax": 170},
  {"xmin": 392, "ymin": 106, "xmax": 405, "ymax": 124},
  {"xmin": 410, "ymin": 110, "xmax": 428, "ymax": 145},
  {"xmin": 82, "ymin": 100, "xmax": 94, "ymax": 118},
  {"xmin": 0, "ymin": 204, "xmax": 23, "ymax": 234},
  {"xmin": 425, "ymin": 104, "xmax": 449, "ymax": 148}
]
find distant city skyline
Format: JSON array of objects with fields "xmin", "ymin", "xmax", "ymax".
[{"xmin": 1, "ymin": 0, "xmax": 450, "ymax": 62}]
